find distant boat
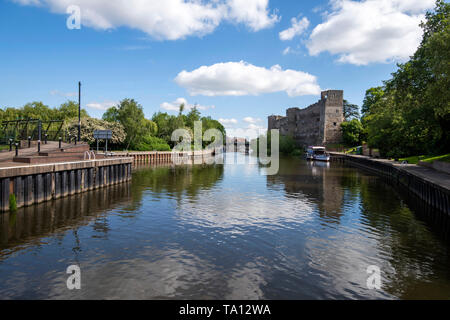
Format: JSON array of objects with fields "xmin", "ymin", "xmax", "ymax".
[{"xmin": 306, "ymin": 146, "xmax": 330, "ymax": 162}]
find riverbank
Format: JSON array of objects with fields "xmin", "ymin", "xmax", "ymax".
[
  {"xmin": 330, "ymin": 152, "xmax": 450, "ymax": 216},
  {"xmin": 112, "ymin": 149, "xmax": 217, "ymax": 164},
  {"xmin": 0, "ymin": 157, "xmax": 133, "ymax": 212}
]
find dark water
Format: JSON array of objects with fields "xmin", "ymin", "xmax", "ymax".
[{"xmin": 0, "ymin": 154, "xmax": 449, "ymax": 299}]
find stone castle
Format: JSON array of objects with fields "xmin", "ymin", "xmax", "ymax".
[{"xmin": 268, "ymin": 90, "xmax": 344, "ymax": 147}]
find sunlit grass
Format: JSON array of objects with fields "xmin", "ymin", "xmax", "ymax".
[{"xmin": 399, "ymin": 154, "xmax": 450, "ymax": 164}]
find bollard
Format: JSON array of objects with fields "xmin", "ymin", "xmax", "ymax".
[
  {"xmin": 44, "ymin": 134, "xmax": 48, "ymax": 144},
  {"xmin": 9, "ymin": 139, "xmax": 13, "ymax": 152},
  {"xmin": 59, "ymin": 137, "xmax": 62, "ymax": 149},
  {"xmin": 28, "ymin": 136, "xmax": 31, "ymax": 148},
  {"xmin": 15, "ymin": 143, "xmax": 18, "ymax": 157},
  {"xmin": 38, "ymin": 140, "xmax": 41, "ymax": 152}
]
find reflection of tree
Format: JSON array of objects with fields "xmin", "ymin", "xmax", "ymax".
[
  {"xmin": 356, "ymin": 174, "xmax": 450, "ymax": 299},
  {"xmin": 266, "ymin": 157, "xmax": 344, "ymax": 224},
  {"xmin": 131, "ymin": 164, "xmax": 224, "ymax": 204},
  {"xmin": 0, "ymin": 183, "xmax": 131, "ymax": 257}
]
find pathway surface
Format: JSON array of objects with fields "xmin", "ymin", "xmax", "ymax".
[
  {"xmin": 331, "ymin": 152, "xmax": 450, "ymax": 191},
  {"xmin": 0, "ymin": 141, "xmax": 78, "ymax": 168}
]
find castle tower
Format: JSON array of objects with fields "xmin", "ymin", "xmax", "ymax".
[
  {"xmin": 321, "ymin": 90, "xmax": 344, "ymax": 145},
  {"xmin": 267, "ymin": 90, "xmax": 344, "ymax": 147}
]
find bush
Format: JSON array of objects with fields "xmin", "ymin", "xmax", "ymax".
[
  {"xmin": 64, "ymin": 117, "xmax": 126, "ymax": 145},
  {"xmin": 133, "ymin": 135, "xmax": 171, "ymax": 151},
  {"xmin": 279, "ymin": 135, "xmax": 298, "ymax": 155},
  {"xmin": 9, "ymin": 194, "xmax": 17, "ymax": 212}
]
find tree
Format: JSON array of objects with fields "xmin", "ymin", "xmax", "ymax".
[
  {"xmin": 102, "ymin": 106, "xmax": 119, "ymax": 123},
  {"xmin": 341, "ymin": 119, "xmax": 365, "ymax": 147},
  {"xmin": 110, "ymin": 99, "xmax": 146, "ymax": 150},
  {"xmin": 363, "ymin": 0, "xmax": 450, "ymax": 157},
  {"xmin": 58, "ymin": 100, "xmax": 89, "ymax": 120},
  {"xmin": 361, "ymin": 87, "xmax": 385, "ymax": 116},
  {"xmin": 64, "ymin": 117, "xmax": 126, "ymax": 145},
  {"xmin": 185, "ymin": 107, "xmax": 201, "ymax": 129},
  {"xmin": 343, "ymin": 100, "xmax": 360, "ymax": 120}
]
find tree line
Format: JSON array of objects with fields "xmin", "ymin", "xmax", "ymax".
[
  {"xmin": 1, "ymin": 99, "xmax": 226, "ymax": 151},
  {"xmin": 340, "ymin": 0, "xmax": 449, "ymax": 158}
]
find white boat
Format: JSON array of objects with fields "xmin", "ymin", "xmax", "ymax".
[{"xmin": 306, "ymin": 146, "xmax": 330, "ymax": 162}]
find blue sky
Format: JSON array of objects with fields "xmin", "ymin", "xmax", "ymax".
[{"xmin": 0, "ymin": 0, "xmax": 436, "ymax": 137}]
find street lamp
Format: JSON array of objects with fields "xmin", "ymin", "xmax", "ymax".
[{"xmin": 78, "ymin": 81, "xmax": 81, "ymax": 142}]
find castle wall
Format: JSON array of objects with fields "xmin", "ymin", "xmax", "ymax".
[{"xmin": 268, "ymin": 90, "xmax": 344, "ymax": 147}]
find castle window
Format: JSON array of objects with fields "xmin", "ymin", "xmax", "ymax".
[
  {"xmin": 336, "ymin": 109, "xmax": 339, "ymax": 113},
  {"xmin": 333, "ymin": 122, "xmax": 337, "ymax": 126}
]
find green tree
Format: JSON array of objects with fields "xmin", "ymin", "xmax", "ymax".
[
  {"xmin": 363, "ymin": 0, "xmax": 450, "ymax": 157},
  {"xmin": 58, "ymin": 100, "xmax": 88, "ymax": 120},
  {"xmin": 109, "ymin": 99, "xmax": 146, "ymax": 150},
  {"xmin": 186, "ymin": 107, "xmax": 201, "ymax": 129},
  {"xmin": 361, "ymin": 87, "xmax": 385, "ymax": 116},
  {"xmin": 343, "ymin": 100, "xmax": 360, "ymax": 120},
  {"xmin": 102, "ymin": 106, "xmax": 119, "ymax": 123},
  {"xmin": 341, "ymin": 119, "xmax": 365, "ymax": 147}
]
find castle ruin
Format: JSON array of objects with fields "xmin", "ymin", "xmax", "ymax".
[{"xmin": 268, "ymin": 90, "xmax": 344, "ymax": 147}]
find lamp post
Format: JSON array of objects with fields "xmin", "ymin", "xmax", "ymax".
[{"xmin": 78, "ymin": 81, "xmax": 81, "ymax": 142}]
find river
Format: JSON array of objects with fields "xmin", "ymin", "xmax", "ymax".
[{"xmin": 0, "ymin": 153, "xmax": 449, "ymax": 299}]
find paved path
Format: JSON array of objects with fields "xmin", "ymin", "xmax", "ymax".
[
  {"xmin": 331, "ymin": 152, "xmax": 450, "ymax": 191},
  {"xmin": 0, "ymin": 141, "xmax": 75, "ymax": 168}
]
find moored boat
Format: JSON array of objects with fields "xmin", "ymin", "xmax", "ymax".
[{"xmin": 306, "ymin": 146, "xmax": 330, "ymax": 162}]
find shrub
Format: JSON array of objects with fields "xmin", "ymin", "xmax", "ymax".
[{"xmin": 133, "ymin": 135, "xmax": 171, "ymax": 151}]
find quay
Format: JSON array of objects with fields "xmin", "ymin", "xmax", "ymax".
[
  {"xmin": 0, "ymin": 144, "xmax": 219, "ymax": 212},
  {"xmin": 0, "ymin": 157, "xmax": 133, "ymax": 212},
  {"xmin": 330, "ymin": 152, "xmax": 450, "ymax": 216},
  {"xmin": 113, "ymin": 149, "xmax": 217, "ymax": 164}
]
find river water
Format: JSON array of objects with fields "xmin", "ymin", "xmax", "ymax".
[{"xmin": 0, "ymin": 153, "xmax": 449, "ymax": 299}]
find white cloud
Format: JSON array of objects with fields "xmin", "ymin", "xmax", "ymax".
[
  {"xmin": 86, "ymin": 100, "xmax": 117, "ymax": 110},
  {"xmin": 279, "ymin": 16, "xmax": 310, "ymax": 41},
  {"xmin": 175, "ymin": 61, "xmax": 321, "ymax": 97},
  {"xmin": 282, "ymin": 47, "xmax": 291, "ymax": 55},
  {"xmin": 219, "ymin": 118, "xmax": 238, "ymax": 125},
  {"xmin": 307, "ymin": 0, "xmax": 435, "ymax": 65},
  {"xmin": 243, "ymin": 117, "xmax": 261, "ymax": 124},
  {"xmin": 14, "ymin": 0, "xmax": 279, "ymax": 40},
  {"xmin": 160, "ymin": 97, "xmax": 215, "ymax": 112},
  {"xmin": 226, "ymin": 0, "xmax": 280, "ymax": 31},
  {"xmin": 225, "ymin": 126, "xmax": 266, "ymax": 140}
]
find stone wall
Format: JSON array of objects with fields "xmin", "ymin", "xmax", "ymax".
[{"xmin": 268, "ymin": 90, "xmax": 344, "ymax": 147}]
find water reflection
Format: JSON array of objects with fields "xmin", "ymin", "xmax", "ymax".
[
  {"xmin": 0, "ymin": 155, "xmax": 449, "ymax": 299},
  {"xmin": 267, "ymin": 158, "xmax": 344, "ymax": 224},
  {"xmin": 0, "ymin": 183, "xmax": 131, "ymax": 253}
]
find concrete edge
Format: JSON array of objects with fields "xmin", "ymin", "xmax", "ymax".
[{"xmin": 0, "ymin": 157, "xmax": 133, "ymax": 178}]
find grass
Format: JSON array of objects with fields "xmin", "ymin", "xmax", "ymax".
[{"xmin": 399, "ymin": 153, "xmax": 450, "ymax": 164}]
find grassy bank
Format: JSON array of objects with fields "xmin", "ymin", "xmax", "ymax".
[{"xmin": 399, "ymin": 154, "xmax": 450, "ymax": 164}]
